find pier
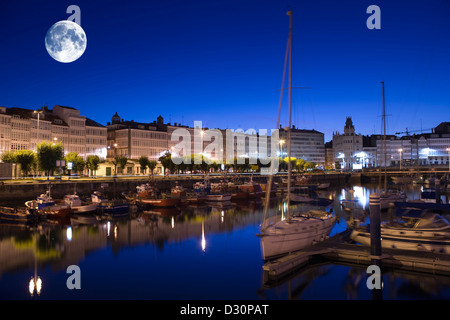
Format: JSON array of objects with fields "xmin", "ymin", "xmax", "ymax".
[{"xmin": 262, "ymin": 230, "xmax": 450, "ymax": 285}]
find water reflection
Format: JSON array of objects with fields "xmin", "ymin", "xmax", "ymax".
[{"xmin": 0, "ymin": 184, "xmax": 449, "ymax": 299}]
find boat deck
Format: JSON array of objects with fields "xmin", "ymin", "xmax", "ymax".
[{"xmin": 262, "ymin": 229, "xmax": 450, "ymax": 284}]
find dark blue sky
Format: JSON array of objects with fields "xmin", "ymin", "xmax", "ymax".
[{"xmin": 1, "ymin": 0, "xmax": 449, "ymax": 141}]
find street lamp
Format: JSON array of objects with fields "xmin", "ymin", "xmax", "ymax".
[
  {"xmin": 33, "ymin": 110, "xmax": 43, "ymax": 149},
  {"xmin": 279, "ymin": 139, "xmax": 285, "ymax": 159},
  {"xmin": 398, "ymin": 148, "xmax": 403, "ymax": 170},
  {"xmin": 447, "ymin": 147, "xmax": 450, "ymax": 172}
]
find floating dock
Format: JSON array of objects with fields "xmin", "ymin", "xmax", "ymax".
[{"xmin": 262, "ymin": 230, "xmax": 450, "ymax": 284}]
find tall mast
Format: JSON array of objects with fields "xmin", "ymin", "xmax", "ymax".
[
  {"xmin": 381, "ymin": 81, "xmax": 387, "ymax": 191},
  {"xmin": 287, "ymin": 10, "xmax": 293, "ymax": 219}
]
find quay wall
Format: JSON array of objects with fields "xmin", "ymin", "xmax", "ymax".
[{"xmin": 0, "ymin": 173, "xmax": 353, "ymax": 202}]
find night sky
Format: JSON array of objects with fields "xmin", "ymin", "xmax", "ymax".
[{"xmin": 1, "ymin": 0, "xmax": 449, "ymax": 141}]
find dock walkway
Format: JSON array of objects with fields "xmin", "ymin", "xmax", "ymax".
[{"xmin": 262, "ymin": 230, "xmax": 450, "ymax": 284}]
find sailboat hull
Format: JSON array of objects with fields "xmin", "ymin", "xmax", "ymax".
[{"xmin": 259, "ymin": 212, "xmax": 336, "ymax": 260}]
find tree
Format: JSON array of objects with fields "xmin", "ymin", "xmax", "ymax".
[
  {"xmin": 148, "ymin": 160, "xmax": 157, "ymax": 176},
  {"xmin": 65, "ymin": 152, "xmax": 85, "ymax": 173},
  {"xmin": 116, "ymin": 156, "xmax": 128, "ymax": 175},
  {"xmin": 15, "ymin": 150, "xmax": 36, "ymax": 177},
  {"xmin": 36, "ymin": 141, "xmax": 64, "ymax": 178},
  {"xmin": 86, "ymin": 155, "xmax": 100, "ymax": 176},
  {"xmin": 138, "ymin": 156, "xmax": 149, "ymax": 175},
  {"xmin": 159, "ymin": 152, "xmax": 175, "ymax": 175},
  {"xmin": 1, "ymin": 150, "xmax": 16, "ymax": 163}
]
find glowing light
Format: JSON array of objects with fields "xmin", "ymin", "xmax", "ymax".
[
  {"xmin": 66, "ymin": 226, "xmax": 73, "ymax": 241},
  {"xmin": 201, "ymin": 220, "xmax": 206, "ymax": 252}
]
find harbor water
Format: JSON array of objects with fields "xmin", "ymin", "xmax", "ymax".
[{"xmin": 0, "ymin": 183, "xmax": 449, "ymax": 300}]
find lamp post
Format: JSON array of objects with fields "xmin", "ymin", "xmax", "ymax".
[
  {"xmin": 279, "ymin": 139, "xmax": 285, "ymax": 159},
  {"xmin": 447, "ymin": 147, "xmax": 450, "ymax": 173},
  {"xmin": 398, "ymin": 148, "xmax": 403, "ymax": 171},
  {"xmin": 33, "ymin": 110, "xmax": 43, "ymax": 149}
]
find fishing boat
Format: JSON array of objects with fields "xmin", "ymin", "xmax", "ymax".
[
  {"xmin": 91, "ymin": 191, "xmax": 109, "ymax": 204},
  {"xmin": 97, "ymin": 199, "xmax": 129, "ymax": 216},
  {"xmin": 237, "ymin": 182, "xmax": 263, "ymax": 198},
  {"xmin": 64, "ymin": 194, "xmax": 98, "ymax": 213},
  {"xmin": 138, "ymin": 197, "xmax": 180, "ymax": 207},
  {"xmin": 25, "ymin": 191, "xmax": 71, "ymax": 218},
  {"xmin": 0, "ymin": 206, "xmax": 38, "ymax": 225},
  {"xmin": 350, "ymin": 210, "xmax": 450, "ymax": 254},
  {"xmin": 258, "ymin": 11, "xmax": 336, "ymax": 261}
]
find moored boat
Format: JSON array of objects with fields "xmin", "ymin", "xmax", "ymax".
[
  {"xmin": 138, "ymin": 197, "xmax": 180, "ymax": 207},
  {"xmin": 64, "ymin": 194, "xmax": 98, "ymax": 213},
  {"xmin": 350, "ymin": 211, "xmax": 450, "ymax": 254},
  {"xmin": 0, "ymin": 206, "xmax": 38, "ymax": 225},
  {"xmin": 258, "ymin": 209, "xmax": 336, "ymax": 260}
]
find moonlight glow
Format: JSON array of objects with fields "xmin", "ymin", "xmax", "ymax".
[{"xmin": 45, "ymin": 20, "xmax": 87, "ymax": 63}]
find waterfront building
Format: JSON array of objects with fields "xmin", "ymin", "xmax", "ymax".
[
  {"xmin": 377, "ymin": 130, "xmax": 450, "ymax": 167},
  {"xmin": 106, "ymin": 113, "xmax": 168, "ymax": 161},
  {"xmin": 332, "ymin": 117, "xmax": 363, "ymax": 170},
  {"xmin": 0, "ymin": 105, "xmax": 107, "ymax": 158},
  {"xmin": 278, "ymin": 126, "xmax": 324, "ymax": 166}
]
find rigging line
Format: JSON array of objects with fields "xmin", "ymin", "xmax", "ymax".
[{"xmin": 262, "ymin": 33, "xmax": 291, "ymax": 227}]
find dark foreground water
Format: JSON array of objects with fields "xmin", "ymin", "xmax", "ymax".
[{"xmin": 1, "ymin": 183, "xmax": 449, "ymax": 300}]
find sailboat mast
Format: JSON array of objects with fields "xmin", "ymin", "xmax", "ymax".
[
  {"xmin": 287, "ymin": 10, "xmax": 293, "ymax": 219},
  {"xmin": 381, "ymin": 81, "xmax": 387, "ymax": 191}
]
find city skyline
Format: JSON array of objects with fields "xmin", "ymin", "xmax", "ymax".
[{"xmin": 1, "ymin": 0, "xmax": 449, "ymax": 142}]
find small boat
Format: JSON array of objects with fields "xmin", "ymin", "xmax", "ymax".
[
  {"xmin": 171, "ymin": 184, "xmax": 186, "ymax": 198},
  {"xmin": 0, "ymin": 206, "xmax": 38, "ymax": 225},
  {"xmin": 91, "ymin": 191, "xmax": 109, "ymax": 204},
  {"xmin": 64, "ymin": 194, "xmax": 98, "ymax": 213},
  {"xmin": 420, "ymin": 187, "xmax": 437, "ymax": 203},
  {"xmin": 237, "ymin": 182, "xmax": 263, "ymax": 198},
  {"xmin": 97, "ymin": 199, "xmax": 129, "ymax": 216},
  {"xmin": 258, "ymin": 209, "xmax": 336, "ymax": 260},
  {"xmin": 138, "ymin": 197, "xmax": 180, "ymax": 207},
  {"xmin": 25, "ymin": 191, "xmax": 71, "ymax": 218},
  {"xmin": 350, "ymin": 210, "xmax": 450, "ymax": 254}
]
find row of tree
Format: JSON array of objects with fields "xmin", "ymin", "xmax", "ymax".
[
  {"xmin": 1, "ymin": 143, "xmax": 317, "ymax": 178},
  {"xmin": 1, "ymin": 142, "xmax": 101, "ymax": 177},
  {"xmin": 157, "ymin": 152, "xmax": 317, "ymax": 174}
]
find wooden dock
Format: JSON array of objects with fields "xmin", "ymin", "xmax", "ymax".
[{"xmin": 262, "ymin": 230, "xmax": 450, "ymax": 284}]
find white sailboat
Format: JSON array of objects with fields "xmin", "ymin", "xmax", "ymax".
[{"xmin": 258, "ymin": 11, "xmax": 336, "ymax": 260}]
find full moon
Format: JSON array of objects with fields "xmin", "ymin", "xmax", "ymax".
[{"xmin": 45, "ymin": 20, "xmax": 87, "ymax": 63}]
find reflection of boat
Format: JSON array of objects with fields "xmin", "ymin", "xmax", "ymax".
[
  {"xmin": 0, "ymin": 206, "xmax": 38, "ymax": 224},
  {"xmin": 392, "ymin": 176, "xmax": 413, "ymax": 185},
  {"xmin": 64, "ymin": 194, "xmax": 98, "ymax": 213},
  {"xmin": 258, "ymin": 209, "xmax": 336, "ymax": 260},
  {"xmin": 317, "ymin": 182, "xmax": 330, "ymax": 190},
  {"xmin": 350, "ymin": 211, "xmax": 450, "ymax": 254},
  {"xmin": 70, "ymin": 214, "xmax": 99, "ymax": 225},
  {"xmin": 380, "ymin": 190, "xmax": 406, "ymax": 209},
  {"xmin": 142, "ymin": 207, "xmax": 180, "ymax": 216},
  {"xmin": 204, "ymin": 194, "xmax": 232, "ymax": 202}
]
